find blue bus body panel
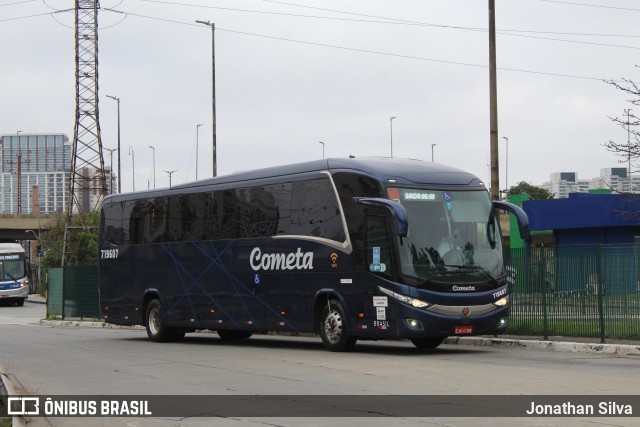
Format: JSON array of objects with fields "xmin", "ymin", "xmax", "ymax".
[{"xmin": 100, "ymin": 157, "xmax": 509, "ymax": 342}]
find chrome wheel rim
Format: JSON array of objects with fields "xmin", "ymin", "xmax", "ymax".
[
  {"xmin": 148, "ymin": 307, "xmax": 160, "ymax": 335},
  {"xmin": 323, "ymin": 308, "xmax": 343, "ymax": 344}
]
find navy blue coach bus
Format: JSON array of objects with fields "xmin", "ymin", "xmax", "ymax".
[{"xmin": 99, "ymin": 157, "xmax": 529, "ymax": 351}]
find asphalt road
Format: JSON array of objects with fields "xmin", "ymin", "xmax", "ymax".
[{"xmin": 1, "ymin": 300, "xmax": 639, "ymax": 426}]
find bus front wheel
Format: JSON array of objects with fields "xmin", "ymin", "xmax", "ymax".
[
  {"xmin": 145, "ymin": 299, "xmax": 184, "ymax": 342},
  {"xmin": 319, "ymin": 299, "xmax": 356, "ymax": 352}
]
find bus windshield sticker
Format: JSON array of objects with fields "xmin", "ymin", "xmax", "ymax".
[
  {"xmin": 443, "ymin": 191, "xmax": 453, "ymax": 211},
  {"xmin": 376, "ymin": 307, "xmax": 386, "ymax": 320},
  {"xmin": 372, "ymin": 247, "xmax": 380, "ymax": 264},
  {"xmin": 369, "ymin": 263, "xmax": 386, "ymax": 273}
]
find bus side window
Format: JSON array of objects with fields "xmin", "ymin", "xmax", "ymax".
[
  {"xmin": 291, "ymin": 179, "xmax": 345, "ymax": 242},
  {"xmin": 365, "ymin": 216, "xmax": 392, "ymax": 277}
]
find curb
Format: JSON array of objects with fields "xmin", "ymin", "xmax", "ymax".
[
  {"xmin": 36, "ymin": 319, "xmax": 640, "ymax": 356},
  {"xmin": 1, "ymin": 370, "xmax": 27, "ymax": 427},
  {"xmin": 444, "ymin": 336, "xmax": 640, "ymax": 356},
  {"xmin": 39, "ymin": 320, "xmax": 144, "ymax": 330}
]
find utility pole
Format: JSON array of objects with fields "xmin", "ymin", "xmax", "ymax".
[
  {"xmin": 196, "ymin": 123, "xmax": 203, "ymax": 180},
  {"xmin": 164, "ymin": 170, "xmax": 177, "ymax": 187},
  {"xmin": 129, "ymin": 147, "xmax": 135, "ymax": 191},
  {"xmin": 106, "ymin": 94, "xmax": 121, "ymax": 193},
  {"xmin": 627, "ymin": 108, "xmax": 633, "ymax": 186},
  {"xmin": 195, "ymin": 20, "xmax": 217, "ymax": 177},
  {"xmin": 488, "ymin": 0, "xmax": 500, "ymax": 201},
  {"xmin": 390, "ymin": 117, "xmax": 396, "ymax": 157},
  {"xmin": 149, "ymin": 145, "xmax": 156, "ymax": 188},
  {"xmin": 104, "ymin": 147, "xmax": 116, "ymax": 194}
]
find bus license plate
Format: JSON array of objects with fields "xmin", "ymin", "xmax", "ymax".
[{"xmin": 454, "ymin": 325, "xmax": 473, "ymax": 334}]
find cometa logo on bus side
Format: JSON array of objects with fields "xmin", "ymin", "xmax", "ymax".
[{"xmin": 249, "ymin": 247, "xmax": 314, "ymax": 271}]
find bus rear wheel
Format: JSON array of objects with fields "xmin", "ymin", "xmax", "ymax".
[
  {"xmin": 411, "ymin": 337, "xmax": 444, "ymax": 350},
  {"xmin": 145, "ymin": 299, "xmax": 184, "ymax": 342},
  {"xmin": 319, "ymin": 299, "xmax": 356, "ymax": 352}
]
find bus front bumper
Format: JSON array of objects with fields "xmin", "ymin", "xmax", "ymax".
[
  {"xmin": 0, "ymin": 283, "xmax": 29, "ymax": 302},
  {"xmin": 396, "ymin": 304, "xmax": 509, "ymax": 338}
]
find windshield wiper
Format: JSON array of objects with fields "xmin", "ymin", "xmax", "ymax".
[{"xmin": 3, "ymin": 271, "xmax": 17, "ymax": 281}]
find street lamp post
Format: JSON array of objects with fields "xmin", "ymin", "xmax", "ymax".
[
  {"xmin": 390, "ymin": 117, "xmax": 396, "ymax": 157},
  {"xmin": 164, "ymin": 170, "xmax": 177, "ymax": 187},
  {"xmin": 106, "ymin": 95, "xmax": 121, "ymax": 193},
  {"xmin": 431, "ymin": 144, "xmax": 437, "ymax": 162},
  {"xmin": 195, "ymin": 20, "xmax": 217, "ymax": 177},
  {"xmin": 104, "ymin": 147, "xmax": 116, "ymax": 194},
  {"xmin": 25, "ymin": 229, "xmax": 41, "ymax": 292},
  {"xmin": 318, "ymin": 141, "xmax": 325, "ymax": 159},
  {"xmin": 129, "ymin": 146, "xmax": 135, "ymax": 191},
  {"xmin": 502, "ymin": 136, "xmax": 509, "ymax": 195},
  {"xmin": 196, "ymin": 124, "xmax": 203, "ymax": 180},
  {"xmin": 148, "ymin": 145, "xmax": 156, "ymax": 189},
  {"xmin": 626, "ymin": 109, "xmax": 633, "ymax": 186}
]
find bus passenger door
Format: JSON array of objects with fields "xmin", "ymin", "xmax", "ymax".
[{"xmin": 364, "ymin": 214, "xmax": 396, "ymax": 335}]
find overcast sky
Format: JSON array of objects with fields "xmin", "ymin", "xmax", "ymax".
[{"xmin": 1, "ymin": 0, "xmax": 638, "ymax": 193}]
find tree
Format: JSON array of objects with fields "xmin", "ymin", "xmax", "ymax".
[
  {"xmin": 507, "ymin": 181, "xmax": 553, "ymax": 200},
  {"xmin": 603, "ymin": 71, "xmax": 640, "ymax": 174},
  {"xmin": 41, "ymin": 211, "xmax": 100, "ymax": 268}
]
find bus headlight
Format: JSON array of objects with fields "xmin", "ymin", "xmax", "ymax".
[
  {"xmin": 378, "ymin": 286, "xmax": 433, "ymax": 309},
  {"xmin": 493, "ymin": 296, "xmax": 509, "ymax": 307}
]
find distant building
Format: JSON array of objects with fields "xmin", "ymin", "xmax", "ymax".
[
  {"xmin": 590, "ymin": 167, "xmax": 640, "ymax": 194},
  {"xmin": 0, "ymin": 133, "xmax": 114, "ymax": 215},
  {"xmin": 1, "ymin": 133, "xmax": 71, "ymax": 214},
  {"xmin": 541, "ymin": 169, "xmax": 640, "ymax": 198},
  {"xmin": 542, "ymin": 172, "xmax": 590, "ymax": 199}
]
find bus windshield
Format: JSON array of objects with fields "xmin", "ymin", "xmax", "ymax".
[
  {"xmin": 0, "ymin": 254, "xmax": 26, "ymax": 281},
  {"xmin": 388, "ymin": 188, "xmax": 504, "ymax": 289}
]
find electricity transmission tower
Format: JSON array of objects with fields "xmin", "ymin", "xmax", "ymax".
[{"xmin": 62, "ymin": 0, "xmax": 107, "ymax": 266}]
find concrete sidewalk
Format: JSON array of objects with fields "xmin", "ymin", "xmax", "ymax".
[{"xmin": 2, "ymin": 296, "xmax": 639, "ymax": 426}]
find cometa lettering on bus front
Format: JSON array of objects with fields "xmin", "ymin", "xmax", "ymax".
[{"xmin": 250, "ymin": 247, "xmax": 314, "ymax": 271}]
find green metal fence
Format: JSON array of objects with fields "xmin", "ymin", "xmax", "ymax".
[
  {"xmin": 45, "ymin": 266, "xmax": 100, "ymax": 319},
  {"xmin": 507, "ymin": 245, "xmax": 640, "ymax": 342},
  {"xmin": 40, "ymin": 245, "xmax": 640, "ymax": 340}
]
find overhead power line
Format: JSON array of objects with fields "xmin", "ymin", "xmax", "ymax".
[
  {"xmin": 138, "ymin": 0, "xmax": 640, "ymax": 41},
  {"xmin": 104, "ymin": 8, "xmax": 621, "ymax": 82},
  {"xmin": 536, "ymin": 0, "xmax": 640, "ymax": 12},
  {"xmin": 0, "ymin": 0, "xmax": 38, "ymax": 6}
]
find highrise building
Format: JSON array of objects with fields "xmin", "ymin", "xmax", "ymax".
[
  {"xmin": 0, "ymin": 133, "xmax": 114, "ymax": 215},
  {"xmin": 542, "ymin": 172, "xmax": 590, "ymax": 199},
  {"xmin": 1, "ymin": 133, "xmax": 71, "ymax": 214}
]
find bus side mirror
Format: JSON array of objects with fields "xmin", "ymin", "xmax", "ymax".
[
  {"xmin": 353, "ymin": 197, "xmax": 408, "ymax": 237},
  {"xmin": 493, "ymin": 200, "xmax": 531, "ymax": 242}
]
